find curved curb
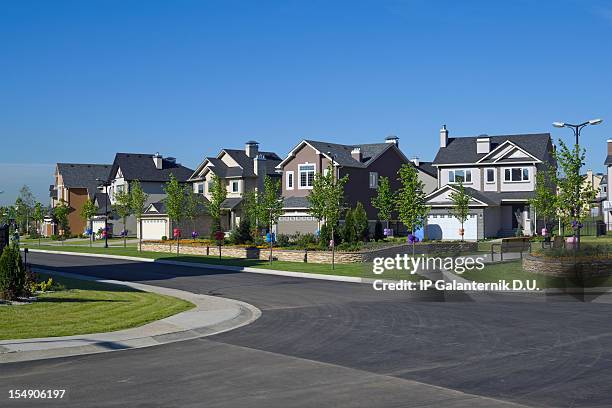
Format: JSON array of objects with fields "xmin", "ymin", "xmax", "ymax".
[{"xmin": 0, "ymin": 269, "xmax": 261, "ymax": 364}]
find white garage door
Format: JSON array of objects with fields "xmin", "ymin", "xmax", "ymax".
[
  {"xmin": 426, "ymin": 214, "xmax": 477, "ymax": 241},
  {"xmin": 141, "ymin": 219, "xmax": 168, "ymax": 240}
]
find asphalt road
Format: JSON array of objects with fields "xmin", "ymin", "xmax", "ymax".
[{"xmin": 2, "ymin": 252, "xmax": 612, "ymax": 408}]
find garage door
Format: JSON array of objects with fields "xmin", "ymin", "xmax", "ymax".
[
  {"xmin": 141, "ymin": 219, "xmax": 168, "ymax": 240},
  {"xmin": 277, "ymin": 215, "xmax": 318, "ymax": 235},
  {"xmin": 426, "ymin": 214, "xmax": 477, "ymax": 241}
]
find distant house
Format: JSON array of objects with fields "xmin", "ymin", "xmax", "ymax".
[
  {"xmin": 188, "ymin": 141, "xmax": 282, "ymax": 231},
  {"xmin": 583, "ymin": 170, "xmax": 607, "ymax": 217},
  {"xmin": 275, "ymin": 136, "xmax": 437, "ymax": 235},
  {"xmin": 48, "ymin": 163, "xmax": 112, "ymax": 236},
  {"xmin": 425, "ymin": 126, "xmax": 555, "ymax": 240},
  {"xmin": 101, "ymin": 153, "xmax": 193, "ymax": 238},
  {"xmin": 604, "ymin": 140, "xmax": 612, "ymax": 229}
]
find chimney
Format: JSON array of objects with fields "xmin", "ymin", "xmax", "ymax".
[
  {"xmin": 385, "ymin": 135, "xmax": 399, "ymax": 147},
  {"xmin": 351, "ymin": 147, "xmax": 362, "ymax": 162},
  {"xmin": 608, "ymin": 139, "xmax": 612, "ymax": 156},
  {"xmin": 476, "ymin": 135, "xmax": 491, "ymax": 154},
  {"xmin": 411, "ymin": 157, "xmax": 420, "ymax": 167},
  {"xmin": 153, "ymin": 152, "xmax": 163, "ymax": 170},
  {"xmin": 254, "ymin": 153, "xmax": 266, "ymax": 176},
  {"xmin": 586, "ymin": 169, "xmax": 593, "ymax": 184},
  {"xmin": 245, "ymin": 140, "xmax": 259, "ymax": 158},
  {"xmin": 440, "ymin": 125, "xmax": 448, "ymax": 148}
]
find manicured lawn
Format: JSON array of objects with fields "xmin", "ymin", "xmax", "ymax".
[
  {"xmin": 0, "ymin": 272, "xmax": 194, "ymax": 340},
  {"xmin": 22, "ymin": 244, "xmax": 418, "ymax": 281}
]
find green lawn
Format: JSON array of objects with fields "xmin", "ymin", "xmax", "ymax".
[
  {"xmin": 22, "ymin": 243, "xmax": 418, "ymax": 281},
  {"xmin": 0, "ymin": 272, "xmax": 194, "ymax": 340},
  {"xmin": 459, "ymin": 260, "xmax": 612, "ymax": 289}
]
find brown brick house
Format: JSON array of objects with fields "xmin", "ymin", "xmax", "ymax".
[
  {"xmin": 275, "ymin": 136, "xmax": 437, "ymax": 235},
  {"xmin": 50, "ymin": 163, "xmax": 112, "ymax": 236}
]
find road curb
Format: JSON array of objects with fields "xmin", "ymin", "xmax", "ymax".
[{"xmin": 0, "ymin": 268, "xmax": 261, "ymax": 364}]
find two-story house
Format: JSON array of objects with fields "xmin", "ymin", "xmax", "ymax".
[
  {"xmin": 425, "ymin": 126, "xmax": 555, "ymax": 240},
  {"xmin": 188, "ymin": 141, "xmax": 282, "ymax": 231},
  {"xmin": 47, "ymin": 163, "xmax": 112, "ymax": 236},
  {"xmin": 102, "ymin": 153, "xmax": 193, "ymax": 238},
  {"xmin": 276, "ymin": 137, "xmax": 437, "ymax": 235},
  {"xmin": 604, "ymin": 140, "xmax": 612, "ymax": 230}
]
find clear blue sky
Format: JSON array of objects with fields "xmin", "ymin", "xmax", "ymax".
[{"xmin": 1, "ymin": 0, "xmax": 610, "ymax": 205}]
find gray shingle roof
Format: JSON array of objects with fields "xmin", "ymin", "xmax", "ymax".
[
  {"xmin": 109, "ymin": 153, "xmax": 193, "ymax": 183},
  {"xmin": 605, "ymin": 155, "xmax": 612, "ymax": 166},
  {"xmin": 223, "ymin": 149, "xmax": 281, "ymax": 177},
  {"xmin": 93, "ymin": 193, "xmax": 111, "ymax": 215},
  {"xmin": 304, "ymin": 140, "xmax": 396, "ymax": 168},
  {"xmin": 417, "ymin": 161, "xmax": 437, "ymax": 178},
  {"xmin": 428, "ymin": 185, "xmax": 535, "ymax": 207},
  {"xmin": 433, "ymin": 133, "xmax": 552, "ymax": 165},
  {"xmin": 56, "ymin": 163, "xmax": 112, "ymax": 196},
  {"xmin": 221, "ymin": 197, "xmax": 243, "ymax": 210}
]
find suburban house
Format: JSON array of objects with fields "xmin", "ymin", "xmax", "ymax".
[
  {"xmin": 275, "ymin": 136, "xmax": 437, "ymax": 235},
  {"xmin": 604, "ymin": 140, "xmax": 612, "ymax": 229},
  {"xmin": 46, "ymin": 163, "xmax": 112, "ymax": 236},
  {"xmin": 99, "ymin": 152, "xmax": 193, "ymax": 238},
  {"xmin": 425, "ymin": 126, "xmax": 556, "ymax": 240},
  {"xmin": 188, "ymin": 141, "xmax": 282, "ymax": 232},
  {"xmin": 583, "ymin": 169, "xmax": 607, "ymax": 217}
]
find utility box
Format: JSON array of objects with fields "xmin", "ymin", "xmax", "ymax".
[{"xmin": 596, "ymin": 220, "xmax": 607, "ymax": 237}]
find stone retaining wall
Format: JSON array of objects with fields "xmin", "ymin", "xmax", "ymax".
[
  {"xmin": 522, "ymin": 255, "xmax": 612, "ymax": 278},
  {"xmin": 141, "ymin": 241, "xmax": 477, "ymax": 264}
]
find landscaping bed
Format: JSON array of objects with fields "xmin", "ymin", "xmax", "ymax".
[{"xmin": 0, "ymin": 271, "xmax": 194, "ymax": 340}]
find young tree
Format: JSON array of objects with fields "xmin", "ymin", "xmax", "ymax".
[
  {"xmin": 395, "ymin": 164, "xmax": 429, "ymax": 254},
  {"xmin": 164, "ymin": 174, "xmax": 187, "ymax": 255},
  {"xmin": 308, "ymin": 164, "xmax": 349, "ymax": 268},
  {"xmin": 32, "ymin": 202, "xmax": 44, "ymax": 246},
  {"xmin": 129, "ymin": 180, "xmax": 149, "ymax": 251},
  {"xmin": 80, "ymin": 198, "xmax": 98, "ymax": 247},
  {"xmin": 184, "ymin": 190, "xmax": 205, "ymax": 239},
  {"xmin": 529, "ymin": 166, "xmax": 558, "ymax": 235},
  {"xmin": 342, "ymin": 208, "xmax": 356, "ymax": 244},
  {"xmin": 242, "ymin": 190, "xmax": 262, "ymax": 239},
  {"xmin": 371, "ymin": 176, "xmax": 394, "ymax": 230},
  {"xmin": 555, "ymin": 140, "xmax": 598, "ymax": 247},
  {"xmin": 53, "ymin": 200, "xmax": 70, "ymax": 241},
  {"xmin": 353, "ymin": 202, "xmax": 369, "ymax": 242},
  {"xmin": 260, "ymin": 176, "xmax": 284, "ymax": 263},
  {"xmin": 17, "ymin": 185, "xmax": 35, "ymax": 234},
  {"xmin": 206, "ymin": 174, "xmax": 227, "ymax": 239},
  {"xmin": 113, "ymin": 190, "xmax": 132, "ymax": 248},
  {"xmin": 449, "ymin": 181, "xmax": 471, "ymax": 242}
]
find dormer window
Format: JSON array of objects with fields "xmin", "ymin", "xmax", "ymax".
[{"xmin": 449, "ymin": 169, "xmax": 472, "ymax": 184}]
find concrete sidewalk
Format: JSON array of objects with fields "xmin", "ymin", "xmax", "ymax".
[{"xmin": 0, "ymin": 268, "xmax": 261, "ymax": 364}]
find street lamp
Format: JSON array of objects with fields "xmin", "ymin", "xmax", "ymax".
[
  {"xmin": 267, "ymin": 198, "xmax": 283, "ymax": 265},
  {"xmin": 552, "ymin": 118, "xmax": 603, "ymax": 247},
  {"xmin": 327, "ymin": 151, "xmax": 338, "ymax": 270},
  {"xmin": 96, "ymin": 178, "xmax": 110, "ymax": 249}
]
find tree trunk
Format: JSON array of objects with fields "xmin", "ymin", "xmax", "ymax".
[
  {"xmin": 139, "ymin": 218, "xmax": 142, "ymax": 252},
  {"xmin": 90, "ymin": 219, "xmax": 93, "ymax": 247}
]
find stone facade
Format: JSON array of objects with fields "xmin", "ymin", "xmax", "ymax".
[
  {"xmin": 141, "ymin": 241, "xmax": 477, "ymax": 264},
  {"xmin": 523, "ymin": 255, "xmax": 612, "ymax": 279}
]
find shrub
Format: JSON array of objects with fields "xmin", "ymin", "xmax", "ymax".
[
  {"xmin": 374, "ymin": 220, "xmax": 384, "ymax": 241},
  {"xmin": 276, "ymin": 233, "xmax": 291, "ymax": 247},
  {"xmin": 342, "ymin": 209, "xmax": 356, "ymax": 244},
  {"xmin": 353, "ymin": 202, "xmax": 369, "ymax": 242},
  {"xmin": 50, "ymin": 234, "xmax": 60, "ymax": 241},
  {"xmin": 0, "ymin": 244, "xmax": 26, "ymax": 300},
  {"xmin": 161, "ymin": 235, "xmax": 168, "ymax": 241}
]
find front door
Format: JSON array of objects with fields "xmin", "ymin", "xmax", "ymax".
[{"xmin": 511, "ymin": 204, "xmax": 525, "ymax": 229}]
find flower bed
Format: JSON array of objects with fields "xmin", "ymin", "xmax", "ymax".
[{"xmin": 522, "ymin": 254, "xmax": 612, "ymax": 278}]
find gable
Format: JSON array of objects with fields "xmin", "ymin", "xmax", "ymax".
[
  {"xmin": 425, "ymin": 186, "xmax": 488, "ymax": 207},
  {"xmin": 219, "ymin": 151, "xmax": 240, "ymax": 167},
  {"xmin": 477, "ymin": 141, "xmax": 540, "ymax": 164}
]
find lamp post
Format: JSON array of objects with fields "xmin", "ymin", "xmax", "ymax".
[
  {"xmin": 327, "ymin": 151, "xmax": 338, "ymax": 270},
  {"xmin": 96, "ymin": 178, "xmax": 110, "ymax": 249},
  {"xmin": 267, "ymin": 198, "xmax": 283, "ymax": 265},
  {"xmin": 552, "ymin": 118, "xmax": 603, "ymax": 248}
]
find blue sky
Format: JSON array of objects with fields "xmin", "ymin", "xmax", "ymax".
[{"xmin": 1, "ymin": 0, "xmax": 611, "ymax": 205}]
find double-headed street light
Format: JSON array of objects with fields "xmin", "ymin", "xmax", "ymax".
[{"xmin": 552, "ymin": 118, "xmax": 603, "ymax": 248}]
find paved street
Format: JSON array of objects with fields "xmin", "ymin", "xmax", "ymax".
[{"xmin": 2, "ymin": 252, "xmax": 612, "ymax": 407}]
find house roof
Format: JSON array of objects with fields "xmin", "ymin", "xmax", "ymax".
[
  {"xmin": 282, "ymin": 196, "xmax": 311, "ymax": 209},
  {"xmin": 56, "ymin": 163, "xmax": 112, "ymax": 196},
  {"xmin": 220, "ymin": 197, "xmax": 243, "ymax": 210},
  {"xmin": 190, "ymin": 149, "xmax": 281, "ymax": 181},
  {"xmin": 417, "ymin": 161, "xmax": 437, "ymax": 178},
  {"xmin": 302, "ymin": 140, "xmax": 398, "ymax": 168},
  {"xmin": 93, "ymin": 193, "xmax": 110, "ymax": 215},
  {"xmin": 109, "ymin": 153, "xmax": 193, "ymax": 183},
  {"xmin": 605, "ymin": 155, "xmax": 612, "ymax": 166},
  {"xmin": 433, "ymin": 133, "xmax": 552, "ymax": 165}
]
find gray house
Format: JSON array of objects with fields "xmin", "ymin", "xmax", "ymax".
[
  {"xmin": 425, "ymin": 126, "xmax": 555, "ymax": 240},
  {"xmin": 99, "ymin": 153, "xmax": 193, "ymax": 237}
]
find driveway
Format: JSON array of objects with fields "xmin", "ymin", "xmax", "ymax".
[{"xmin": 2, "ymin": 252, "xmax": 611, "ymax": 407}]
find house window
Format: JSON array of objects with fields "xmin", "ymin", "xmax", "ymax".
[
  {"xmin": 369, "ymin": 172, "xmax": 378, "ymax": 189},
  {"xmin": 449, "ymin": 169, "xmax": 472, "ymax": 183},
  {"xmin": 195, "ymin": 183, "xmax": 204, "ymax": 194},
  {"xmin": 299, "ymin": 164, "xmax": 315, "ymax": 189},
  {"xmin": 207, "ymin": 180, "xmax": 214, "ymax": 193},
  {"xmin": 286, "ymin": 171, "xmax": 294, "ymax": 190},
  {"xmin": 116, "ymin": 184, "xmax": 125, "ymax": 193},
  {"xmin": 231, "ymin": 181, "xmax": 239, "ymax": 193},
  {"xmin": 504, "ymin": 167, "xmax": 530, "ymax": 182},
  {"xmin": 486, "ymin": 168, "xmax": 495, "ymax": 183}
]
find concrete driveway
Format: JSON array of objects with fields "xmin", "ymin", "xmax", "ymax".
[{"xmin": 2, "ymin": 252, "xmax": 611, "ymax": 408}]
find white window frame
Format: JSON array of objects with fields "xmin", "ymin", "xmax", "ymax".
[
  {"xmin": 231, "ymin": 180, "xmax": 240, "ymax": 193},
  {"xmin": 485, "ymin": 168, "xmax": 496, "ymax": 184},
  {"xmin": 298, "ymin": 163, "xmax": 316, "ymax": 190},
  {"xmin": 504, "ymin": 167, "xmax": 530, "ymax": 182},
  {"xmin": 448, "ymin": 169, "xmax": 472, "ymax": 184},
  {"xmin": 286, "ymin": 171, "xmax": 294, "ymax": 190},
  {"xmin": 369, "ymin": 172, "xmax": 379, "ymax": 189}
]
